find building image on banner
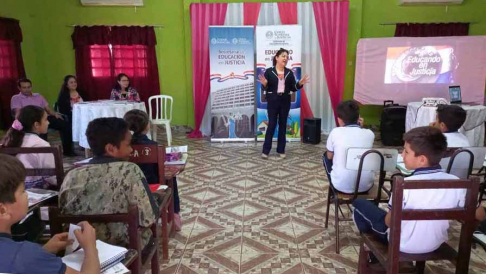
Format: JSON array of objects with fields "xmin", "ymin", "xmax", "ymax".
[
  {"xmin": 255, "ymin": 25, "xmax": 302, "ymax": 141},
  {"xmin": 209, "ymin": 26, "xmax": 255, "ymax": 141}
]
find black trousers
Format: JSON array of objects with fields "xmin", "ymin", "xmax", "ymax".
[
  {"xmin": 262, "ymin": 94, "xmax": 291, "ymax": 155},
  {"xmin": 47, "ymin": 115, "xmax": 74, "ymax": 154}
]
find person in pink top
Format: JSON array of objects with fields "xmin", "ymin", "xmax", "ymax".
[{"xmin": 10, "ymin": 78, "xmax": 76, "ymax": 157}]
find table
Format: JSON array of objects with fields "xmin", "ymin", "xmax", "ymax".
[
  {"xmin": 406, "ymin": 102, "xmax": 486, "ymax": 146},
  {"xmin": 72, "ymin": 101, "xmax": 148, "ymax": 149}
]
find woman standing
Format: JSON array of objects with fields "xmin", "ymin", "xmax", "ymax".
[
  {"xmin": 110, "ymin": 73, "xmax": 141, "ymax": 101},
  {"xmin": 258, "ymin": 48, "xmax": 309, "ymax": 159},
  {"xmin": 56, "ymin": 75, "xmax": 84, "ymax": 122}
]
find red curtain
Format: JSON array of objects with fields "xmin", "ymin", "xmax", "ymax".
[
  {"xmin": 189, "ymin": 3, "xmax": 228, "ymax": 138},
  {"xmin": 313, "ymin": 1, "xmax": 349, "ymax": 124},
  {"xmin": 111, "ymin": 26, "xmax": 160, "ymax": 103},
  {"xmin": 243, "ymin": 3, "xmax": 261, "ymax": 26},
  {"xmin": 395, "ymin": 23, "xmax": 469, "ymax": 37},
  {"xmin": 72, "ymin": 26, "xmax": 112, "ymax": 101},
  {"xmin": 277, "ymin": 2, "xmax": 314, "ymax": 135},
  {"xmin": 0, "ymin": 17, "xmax": 25, "ymax": 129}
]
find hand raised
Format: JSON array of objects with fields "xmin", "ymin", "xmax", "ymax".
[
  {"xmin": 258, "ymin": 74, "xmax": 268, "ymax": 87},
  {"xmin": 299, "ymin": 74, "xmax": 310, "ymax": 86}
]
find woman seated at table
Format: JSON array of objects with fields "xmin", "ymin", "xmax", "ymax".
[
  {"xmin": 56, "ymin": 75, "xmax": 84, "ymax": 122},
  {"xmin": 110, "ymin": 73, "xmax": 140, "ymax": 102}
]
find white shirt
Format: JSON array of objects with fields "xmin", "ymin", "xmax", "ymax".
[
  {"xmin": 388, "ymin": 169, "xmax": 465, "ymax": 254},
  {"xmin": 326, "ymin": 125, "xmax": 375, "ymax": 193},
  {"xmin": 444, "ymin": 132, "xmax": 470, "ymax": 148},
  {"xmin": 17, "ymin": 133, "xmax": 57, "ymax": 188}
]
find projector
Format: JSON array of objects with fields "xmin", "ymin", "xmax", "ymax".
[{"xmin": 422, "ymin": 97, "xmax": 449, "ymax": 107}]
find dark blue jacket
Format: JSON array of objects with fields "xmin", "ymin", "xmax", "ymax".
[{"xmin": 131, "ymin": 133, "xmax": 159, "ymax": 185}]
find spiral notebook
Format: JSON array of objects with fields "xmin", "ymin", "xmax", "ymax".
[{"xmin": 62, "ymin": 240, "xmax": 128, "ymax": 272}]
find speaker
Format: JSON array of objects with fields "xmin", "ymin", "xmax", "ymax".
[
  {"xmin": 303, "ymin": 118, "xmax": 321, "ymax": 144},
  {"xmin": 380, "ymin": 101, "xmax": 406, "ymax": 146}
]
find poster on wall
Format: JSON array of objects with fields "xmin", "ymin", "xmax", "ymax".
[
  {"xmin": 255, "ymin": 25, "xmax": 302, "ymax": 141},
  {"xmin": 209, "ymin": 26, "xmax": 255, "ymax": 141}
]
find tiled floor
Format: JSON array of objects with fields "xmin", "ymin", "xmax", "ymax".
[{"xmin": 17, "ymin": 129, "xmax": 486, "ymax": 273}]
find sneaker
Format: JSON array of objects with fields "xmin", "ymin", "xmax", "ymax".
[
  {"xmin": 279, "ymin": 153, "xmax": 286, "ymax": 159},
  {"xmin": 261, "ymin": 153, "xmax": 268, "ymax": 159}
]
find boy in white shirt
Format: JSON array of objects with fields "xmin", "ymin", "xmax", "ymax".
[
  {"xmin": 352, "ymin": 126, "xmax": 465, "ymax": 254},
  {"xmin": 322, "ymin": 100, "xmax": 375, "ymax": 194},
  {"xmin": 430, "ymin": 104, "xmax": 469, "ymax": 147}
]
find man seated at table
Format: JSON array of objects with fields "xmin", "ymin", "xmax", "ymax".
[
  {"xmin": 59, "ymin": 117, "xmax": 158, "ymax": 248},
  {"xmin": 10, "ymin": 78, "xmax": 76, "ymax": 156},
  {"xmin": 430, "ymin": 104, "xmax": 469, "ymax": 148}
]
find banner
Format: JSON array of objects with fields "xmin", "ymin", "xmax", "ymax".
[
  {"xmin": 209, "ymin": 26, "xmax": 255, "ymax": 141},
  {"xmin": 255, "ymin": 25, "xmax": 302, "ymax": 141}
]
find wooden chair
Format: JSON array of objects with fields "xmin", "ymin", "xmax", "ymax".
[
  {"xmin": 325, "ymin": 148, "xmax": 398, "ymax": 253},
  {"xmin": 129, "ymin": 144, "xmax": 174, "ymax": 259},
  {"xmin": 49, "ymin": 204, "xmax": 159, "ymax": 274},
  {"xmin": 358, "ymin": 176, "xmax": 479, "ymax": 274},
  {"xmin": 0, "ymin": 145, "xmax": 64, "ymax": 189}
]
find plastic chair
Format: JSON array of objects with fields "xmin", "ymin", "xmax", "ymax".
[{"xmin": 148, "ymin": 95, "xmax": 173, "ymax": 146}]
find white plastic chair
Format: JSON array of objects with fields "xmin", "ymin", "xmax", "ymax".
[{"xmin": 148, "ymin": 95, "xmax": 173, "ymax": 146}]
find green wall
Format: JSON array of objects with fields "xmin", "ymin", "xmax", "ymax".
[{"xmin": 1, "ymin": 0, "xmax": 486, "ymax": 126}]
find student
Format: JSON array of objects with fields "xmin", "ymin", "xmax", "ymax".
[
  {"xmin": 124, "ymin": 109, "xmax": 182, "ymax": 230},
  {"xmin": 430, "ymin": 104, "xmax": 469, "ymax": 147},
  {"xmin": 59, "ymin": 117, "xmax": 158, "ymax": 247},
  {"xmin": 352, "ymin": 126, "xmax": 465, "ymax": 254},
  {"xmin": 11, "ymin": 78, "xmax": 76, "ymax": 156},
  {"xmin": 0, "ymin": 154, "xmax": 99, "ymax": 274},
  {"xmin": 322, "ymin": 100, "xmax": 375, "ymax": 194},
  {"xmin": 1, "ymin": 105, "xmax": 57, "ymax": 189}
]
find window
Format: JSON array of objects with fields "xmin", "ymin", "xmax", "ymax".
[
  {"xmin": 89, "ymin": 44, "xmax": 148, "ymax": 78},
  {"xmin": 0, "ymin": 40, "xmax": 15, "ymax": 79}
]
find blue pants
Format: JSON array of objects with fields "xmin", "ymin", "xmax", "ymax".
[
  {"xmin": 352, "ymin": 198, "xmax": 388, "ymax": 243},
  {"xmin": 322, "ymin": 152, "xmax": 333, "ymax": 180},
  {"xmin": 262, "ymin": 95, "xmax": 291, "ymax": 155}
]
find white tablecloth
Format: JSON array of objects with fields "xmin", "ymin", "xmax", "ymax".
[
  {"xmin": 406, "ymin": 102, "xmax": 486, "ymax": 146},
  {"xmin": 72, "ymin": 101, "xmax": 148, "ymax": 148}
]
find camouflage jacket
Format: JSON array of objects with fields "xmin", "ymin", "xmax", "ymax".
[{"xmin": 59, "ymin": 156, "xmax": 158, "ymax": 247}]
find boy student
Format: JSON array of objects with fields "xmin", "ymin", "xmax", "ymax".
[
  {"xmin": 59, "ymin": 117, "xmax": 159, "ymax": 248},
  {"xmin": 353, "ymin": 126, "xmax": 466, "ymax": 254},
  {"xmin": 430, "ymin": 104, "xmax": 469, "ymax": 147},
  {"xmin": 323, "ymin": 100, "xmax": 375, "ymax": 194},
  {"xmin": 0, "ymin": 154, "xmax": 100, "ymax": 274}
]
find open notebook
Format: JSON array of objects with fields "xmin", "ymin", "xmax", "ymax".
[{"xmin": 62, "ymin": 240, "xmax": 128, "ymax": 272}]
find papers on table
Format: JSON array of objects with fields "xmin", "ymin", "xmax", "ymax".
[
  {"xmin": 62, "ymin": 240, "xmax": 128, "ymax": 272},
  {"xmin": 27, "ymin": 189, "xmax": 58, "ymax": 207},
  {"xmin": 165, "ymin": 146, "xmax": 188, "ymax": 165},
  {"xmin": 102, "ymin": 263, "xmax": 129, "ymax": 274}
]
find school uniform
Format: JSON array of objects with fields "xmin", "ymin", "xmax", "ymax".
[
  {"xmin": 444, "ymin": 131, "xmax": 470, "ymax": 148},
  {"xmin": 352, "ymin": 166, "xmax": 465, "ymax": 254},
  {"xmin": 261, "ymin": 67, "xmax": 302, "ymax": 155},
  {"xmin": 323, "ymin": 125, "xmax": 375, "ymax": 194}
]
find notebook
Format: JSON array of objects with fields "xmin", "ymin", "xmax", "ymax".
[{"xmin": 62, "ymin": 240, "xmax": 128, "ymax": 272}]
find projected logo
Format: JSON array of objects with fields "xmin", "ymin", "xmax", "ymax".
[{"xmin": 384, "ymin": 46, "xmax": 458, "ymax": 84}]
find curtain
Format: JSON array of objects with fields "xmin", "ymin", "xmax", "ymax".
[
  {"xmin": 243, "ymin": 3, "xmax": 261, "ymax": 26},
  {"xmin": 110, "ymin": 26, "xmax": 160, "ymax": 103},
  {"xmin": 0, "ymin": 17, "xmax": 25, "ymax": 129},
  {"xmin": 313, "ymin": 1, "xmax": 349, "ymax": 124},
  {"xmin": 395, "ymin": 23, "xmax": 469, "ymax": 37},
  {"xmin": 277, "ymin": 2, "xmax": 314, "ymax": 135},
  {"xmin": 72, "ymin": 26, "xmax": 112, "ymax": 101},
  {"xmin": 189, "ymin": 3, "xmax": 228, "ymax": 138}
]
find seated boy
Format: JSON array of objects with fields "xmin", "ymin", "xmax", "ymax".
[
  {"xmin": 0, "ymin": 154, "xmax": 99, "ymax": 274},
  {"xmin": 59, "ymin": 117, "xmax": 158, "ymax": 247},
  {"xmin": 352, "ymin": 126, "xmax": 465, "ymax": 254},
  {"xmin": 430, "ymin": 104, "xmax": 469, "ymax": 147},
  {"xmin": 323, "ymin": 100, "xmax": 375, "ymax": 194}
]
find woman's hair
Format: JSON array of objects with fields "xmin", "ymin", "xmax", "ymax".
[
  {"xmin": 1, "ymin": 105, "xmax": 46, "ymax": 148},
  {"xmin": 57, "ymin": 75, "xmax": 77, "ymax": 107},
  {"xmin": 272, "ymin": 48, "xmax": 290, "ymax": 67},
  {"xmin": 114, "ymin": 73, "xmax": 131, "ymax": 91},
  {"xmin": 124, "ymin": 109, "xmax": 149, "ymax": 135}
]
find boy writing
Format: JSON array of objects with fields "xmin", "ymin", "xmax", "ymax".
[
  {"xmin": 0, "ymin": 154, "xmax": 99, "ymax": 274},
  {"xmin": 353, "ymin": 126, "xmax": 465, "ymax": 254}
]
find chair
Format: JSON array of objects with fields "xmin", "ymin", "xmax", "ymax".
[
  {"xmin": 324, "ymin": 148, "xmax": 398, "ymax": 254},
  {"xmin": 0, "ymin": 145, "xmax": 65, "ymax": 190},
  {"xmin": 358, "ymin": 176, "xmax": 479, "ymax": 274},
  {"xmin": 49, "ymin": 204, "xmax": 159, "ymax": 274},
  {"xmin": 129, "ymin": 144, "xmax": 174, "ymax": 259},
  {"xmin": 148, "ymin": 95, "xmax": 173, "ymax": 146},
  {"xmin": 440, "ymin": 148, "xmax": 474, "ymax": 180}
]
